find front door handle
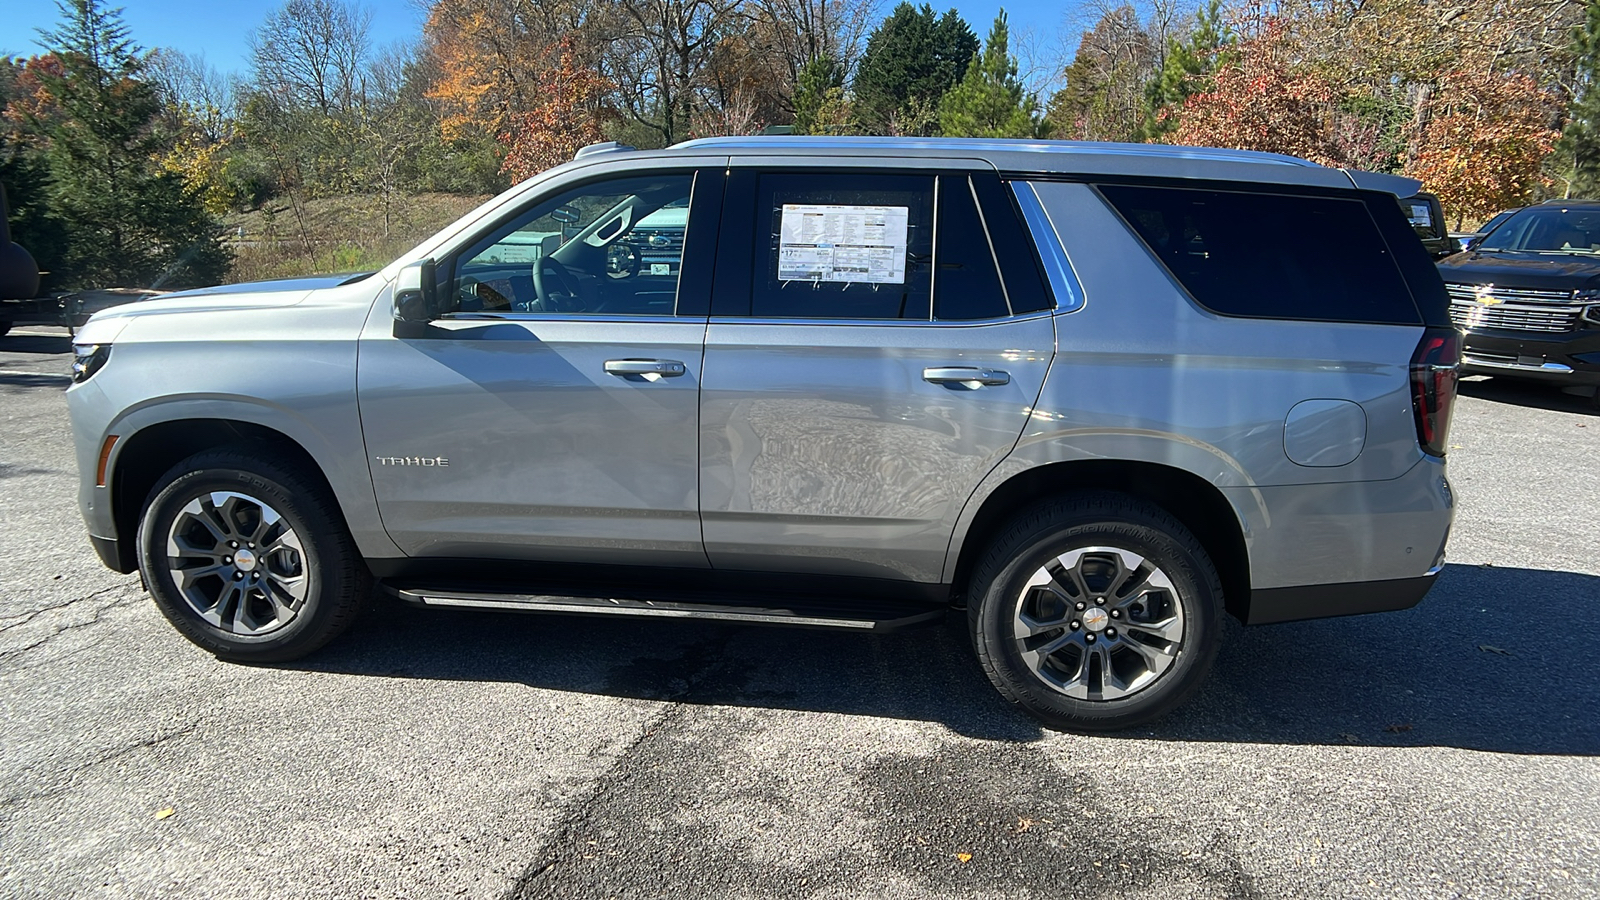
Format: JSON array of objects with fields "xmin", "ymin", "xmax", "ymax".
[
  {"xmin": 923, "ymin": 366, "xmax": 1010, "ymax": 387},
  {"xmin": 604, "ymin": 358, "xmax": 687, "ymax": 381}
]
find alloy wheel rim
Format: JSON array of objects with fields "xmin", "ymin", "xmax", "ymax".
[
  {"xmin": 1011, "ymin": 546, "xmax": 1185, "ymax": 701},
  {"xmin": 165, "ymin": 491, "xmax": 308, "ymax": 636}
]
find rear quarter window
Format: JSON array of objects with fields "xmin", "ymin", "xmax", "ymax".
[{"xmin": 1096, "ymin": 184, "xmax": 1423, "ymax": 325}]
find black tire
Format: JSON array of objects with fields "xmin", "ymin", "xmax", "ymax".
[
  {"xmin": 968, "ymin": 492, "xmax": 1224, "ymax": 732},
  {"xmin": 136, "ymin": 446, "xmax": 370, "ymax": 662}
]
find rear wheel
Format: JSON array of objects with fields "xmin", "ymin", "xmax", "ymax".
[
  {"xmin": 136, "ymin": 447, "xmax": 369, "ymax": 662},
  {"xmin": 968, "ymin": 493, "xmax": 1224, "ymax": 731}
]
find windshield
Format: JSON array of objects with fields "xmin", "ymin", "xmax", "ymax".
[
  {"xmin": 1477, "ymin": 210, "xmax": 1515, "ymax": 236},
  {"xmin": 1475, "ymin": 205, "xmax": 1600, "ymax": 254}
]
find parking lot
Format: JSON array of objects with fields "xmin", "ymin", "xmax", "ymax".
[{"xmin": 1, "ymin": 325, "xmax": 1596, "ymax": 899}]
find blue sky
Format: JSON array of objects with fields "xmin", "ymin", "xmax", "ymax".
[
  {"xmin": 5, "ymin": 0, "xmax": 1078, "ymax": 90},
  {"xmin": 5, "ymin": 0, "xmax": 429, "ymax": 74}
]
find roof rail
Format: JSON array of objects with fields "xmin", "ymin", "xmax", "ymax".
[{"xmin": 574, "ymin": 141, "xmax": 636, "ymax": 159}]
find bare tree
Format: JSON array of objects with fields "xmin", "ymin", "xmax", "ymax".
[
  {"xmin": 146, "ymin": 48, "xmax": 233, "ymax": 139},
  {"xmin": 748, "ymin": 0, "xmax": 879, "ymax": 76},
  {"xmin": 598, "ymin": 0, "xmax": 743, "ymax": 146},
  {"xmin": 249, "ymin": 0, "xmax": 373, "ymax": 115}
]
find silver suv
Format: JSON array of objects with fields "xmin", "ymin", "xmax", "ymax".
[{"xmin": 67, "ymin": 138, "xmax": 1460, "ymax": 730}]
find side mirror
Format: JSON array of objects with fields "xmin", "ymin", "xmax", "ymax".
[{"xmin": 392, "ymin": 259, "xmax": 437, "ymax": 338}]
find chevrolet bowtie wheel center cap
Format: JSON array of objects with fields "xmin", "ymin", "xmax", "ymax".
[
  {"xmin": 1081, "ymin": 606, "xmax": 1110, "ymax": 633},
  {"xmin": 233, "ymin": 547, "xmax": 258, "ymax": 573}
]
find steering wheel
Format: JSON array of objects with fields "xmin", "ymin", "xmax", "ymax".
[{"xmin": 532, "ymin": 256, "xmax": 583, "ymax": 311}]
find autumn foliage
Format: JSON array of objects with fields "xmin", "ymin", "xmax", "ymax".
[
  {"xmin": 499, "ymin": 40, "xmax": 616, "ymax": 182},
  {"xmin": 1408, "ymin": 71, "xmax": 1559, "ymax": 223},
  {"xmin": 1134, "ymin": 0, "xmax": 1583, "ymax": 220},
  {"xmin": 1169, "ymin": 19, "xmax": 1341, "ymax": 165}
]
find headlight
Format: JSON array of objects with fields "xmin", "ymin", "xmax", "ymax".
[
  {"xmin": 71, "ymin": 343, "xmax": 111, "ymax": 383},
  {"xmin": 1573, "ymin": 290, "xmax": 1600, "ymax": 325}
]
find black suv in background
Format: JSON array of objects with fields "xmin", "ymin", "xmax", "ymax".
[{"xmin": 1438, "ymin": 199, "xmax": 1600, "ymax": 408}]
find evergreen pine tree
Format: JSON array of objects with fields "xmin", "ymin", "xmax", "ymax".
[
  {"xmin": 1137, "ymin": 0, "xmax": 1231, "ymax": 141},
  {"xmin": 852, "ymin": 3, "xmax": 979, "ymax": 135},
  {"xmin": 1558, "ymin": 0, "xmax": 1600, "ymax": 197},
  {"xmin": 792, "ymin": 55, "xmax": 846, "ymax": 135},
  {"xmin": 29, "ymin": 0, "xmax": 228, "ymax": 288},
  {"xmin": 937, "ymin": 10, "xmax": 1044, "ymax": 139}
]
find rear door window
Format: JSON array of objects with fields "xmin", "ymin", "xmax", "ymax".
[
  {"xmin": 1097, "ymin": 184, "xmax": 1422, "ymax": 325},
  {"xmin": 934, "ymin": 176, "xmax": 1009, "ymax": 320},
  {"xmin": 751, "ymin": 173, "xmax": 934, "ymax": 319}
]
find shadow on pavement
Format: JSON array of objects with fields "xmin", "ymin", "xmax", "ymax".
[
  {"xmin": 0, "ymin": 372, "xmax": 71, "ymax": 389},
  {"xmin": 0, "ymin": 332, "xmax": 73, "ymax": 355},
  {"xmin": 1459, "ymin": 375, "xmax": 1597, "ymax": 416},
  {"xmin": 300, "ymin": 563, "xmax": 1599, "ymax": 753}
]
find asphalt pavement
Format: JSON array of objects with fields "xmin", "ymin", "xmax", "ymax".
[{"xmin": 2, "ymin": 326, "xmax": 1596, "ymax": 899}]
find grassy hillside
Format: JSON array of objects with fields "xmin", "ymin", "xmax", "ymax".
[{"xmin": 221, "ymin": 192, "xmax": 491, "ymax": 284}]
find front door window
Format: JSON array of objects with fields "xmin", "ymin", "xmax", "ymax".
[{"xmin": 448, "ymin": 173, "xmax": 695, "ymax": 317}]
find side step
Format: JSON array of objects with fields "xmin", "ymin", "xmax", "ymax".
[{"xmin": 387, "ymin": 584, "xmax": 945, "ymax": 633}]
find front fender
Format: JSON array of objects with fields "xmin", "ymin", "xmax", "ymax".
[{"xmin": 95, "ymin": 396, "xmax": 400, "ymax": 560}]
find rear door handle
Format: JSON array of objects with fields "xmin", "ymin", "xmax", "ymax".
[
  {"xmin": 604, "ymin": 358, "xmax": 687, "ymax": 381},
  {"xmin": 922, "ymin": 366, "xmax": 1010, "ymax": 387}
]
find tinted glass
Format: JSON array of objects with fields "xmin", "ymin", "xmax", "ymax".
[
  {"xmin": 934, "ymin": 176, "xmax": 1009, "ymax": 320},
  {"xmin": 751, "ymin": 173, "xmax": 934, "ymax": 319},
  {"xmin": 448, "ymin": 173, "xmax": 694, "ymax": 316},
  {"xmin": 1477, "ymin": 210, "xmax": 1515, "ymax": 236},
  {"xmin": 977, "ymin": 175, "xmax": 1055, "ymax": 313},
  {"xmin": 1098, "ymin": 184, "xmax": 1421, "ymax": 324},
  {"xmin": 1363, "ymin": 192, "xmax": 1451, "ymax": 329},
  {"xmin": 1401, "ymin": 196, "xmax": 1442, "ymax": 240},
  {"xmin": 1475, "ymin": 204, "xmax": 1600, "ymax": 254}
]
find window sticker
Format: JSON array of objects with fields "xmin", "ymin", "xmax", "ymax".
[{"xmin": 777, "ymin": 204, "xmax": 909, "ymax": 284}]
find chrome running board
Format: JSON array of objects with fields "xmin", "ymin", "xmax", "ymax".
[{"xmin": 386, "ymin": 585, "xmax": 945, "ymax": 632}]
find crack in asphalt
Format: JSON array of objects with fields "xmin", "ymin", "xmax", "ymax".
[
  {"xmin": 0, "ymin": 724, "xmax": 200, "ymax": 811},
  {"xmin": 0, "ymin": 587, "xmax": 143, "ymax": 666},
  {"xmin": 0, "ymin": 587, "xmax": 126, "ymax": 633},
  {"xmin": 0, "ymin": 462, "xmax": 56, "ymax": 479}
]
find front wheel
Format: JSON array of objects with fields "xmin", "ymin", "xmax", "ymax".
[
  {"xmin": 968, "ymin": 493, "xmax": 1224, "ymax": 732},
  {"xmin": 136, "ymin": 447, "xmax": 370, "ymax": 662}
]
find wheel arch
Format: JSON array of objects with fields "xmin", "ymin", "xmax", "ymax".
[
  {"xmin": 109, "ymin": 419, "xmax": 331, "ymax": 572},
  {"xmin": 103, "ymin": 398, "xmax": 400, "ymax": 566},
  {"xmin": 947, "ymin": 459, "xmax": 1252, "ymax": 623}
]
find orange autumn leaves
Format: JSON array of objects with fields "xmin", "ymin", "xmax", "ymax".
[
  {"xmin": 1410, "ymin": 71, "xmax": 1559, "ymax": 223},
  {"xmin": 1163, "ymin": 1, "xmax": 1565, "ymax": 220},
  {"xmin": 423, "ymin": 3, "xmax": 614, "ymax": 182},
  {"xmin": 498, "ymin": 42, "xmax": 615, "ymax": 181}
]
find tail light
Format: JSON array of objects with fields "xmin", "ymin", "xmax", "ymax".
[{"xmin": 1409, "ymin": 327, "xmax": 1460, "ymax": 457}]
